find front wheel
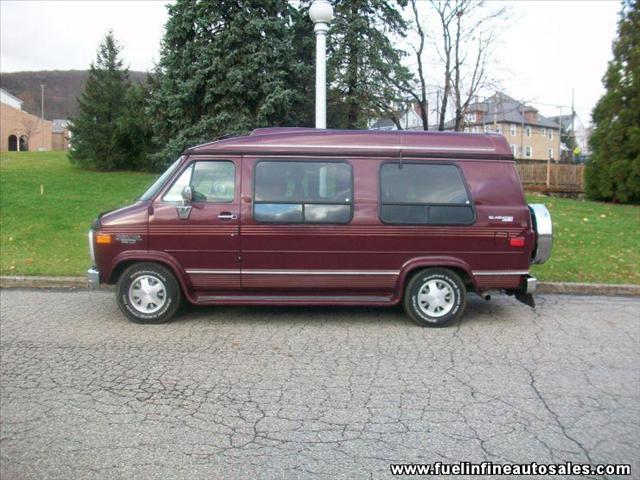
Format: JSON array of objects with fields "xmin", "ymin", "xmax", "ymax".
[
  {"xmin": 116, "ymin": 262, "xmax": 181, "ymax": 324},
  {"xmin": 403, "ymin": 268, "xmax": 467, "ymax": 327}
]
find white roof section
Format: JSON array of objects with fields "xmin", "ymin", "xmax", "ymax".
[
  {"xmin": 52, "ymin": 119, "xmax": 70, "ymax": 133},
  {"xmin": 0, "ymin": 88, "xmax": 23, "ymax": 110}
]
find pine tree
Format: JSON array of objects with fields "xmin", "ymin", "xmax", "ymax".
[
  {"xmin": 586, "ymin": 0, "xmax": 640, "ymax": 203},
  {"xmin": 69, "ymin": 32, "xmax": 140, "ymax": 170},
  {"xmin": 113, "ymin": 82, "xmax": 155, "ymax": 170},
  {"xmin": 148, "ymin": 0, "xmax": 314, "ymax": 169},
  {"xmin": 327, "ymin": 0, "xmax": 411, "ymax": 129}
]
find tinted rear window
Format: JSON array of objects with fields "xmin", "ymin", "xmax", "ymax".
[
  {"xmin": 380, "ymin": 163, "xmax": 474, "ymax": 225},
  {"xmin": 381, "ymin": 164, "xmax": 469, "ymax": 204}
]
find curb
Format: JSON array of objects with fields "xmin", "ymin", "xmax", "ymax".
[
  {"xmin": 1, "ymin": 275, "xmax": 639, "ymax": 297},
  {"xmin": 0, "ymin": 276, "xmax": 90, "ymax": 289},
  {"xmin": 536, "ymin": 282, "xmax": 640, "ymax": 297}
]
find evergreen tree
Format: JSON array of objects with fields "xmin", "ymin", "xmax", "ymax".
[
  {"xmin": 149, "ymin": 0, "xmax": 314, "ymax": 169},
  {"xmin": 586, "ymin": 0, "xmax": 640, "ymax": 203},
  {"xmin": 113, "ymin": 82, "xmax": 155, "ymax": 170},
  {"xmin": 70, "ymin": 32, "xmax": 149, "ymax": 170},
  {"xmin": 327, "ymin": 0, "xmax": 411, "ymax": 129}
]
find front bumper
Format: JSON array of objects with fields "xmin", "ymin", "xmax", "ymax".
[{"xmin": 87, "ymin": 267, "xmax": 100, "ymax": 288}]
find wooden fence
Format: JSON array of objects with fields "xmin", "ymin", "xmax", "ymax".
[{"xmin": 516, "ymin": 161, "xmax": 585, "ymax": 193}]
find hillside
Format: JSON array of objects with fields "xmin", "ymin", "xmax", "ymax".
[{"xmin": 0, "ymin": 70, "xmax": 148, "ymax": 120}]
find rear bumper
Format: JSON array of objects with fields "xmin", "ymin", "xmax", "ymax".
[
  {"xmin": 87, "ymin": 267, "xmax": 100, "ymax": 288},
  {"xmin": 524, "ymin": 275, "xmax": 537, "ymax": 293}
]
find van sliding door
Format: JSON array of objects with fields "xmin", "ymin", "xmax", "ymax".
[{"xmin": 239, "ymin": 157, "xmax": 396, "ymax": 297}]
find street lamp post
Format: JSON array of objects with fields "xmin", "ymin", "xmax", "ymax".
[
  {"xmin": 40, "ymin": 84, "xmax": 45, "ymax": 119},
  {"xmin": 309, "ymin": 0, "xmax": 333, "ymax": 129}
]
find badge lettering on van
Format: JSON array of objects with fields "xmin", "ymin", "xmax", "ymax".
[
  {"xmin": 488, "ymin": 215, "xmax": 514, "ymax": 222},
  {"xmin": 115, "ymin": 234, "xmax": 143, "ymax": 244}
]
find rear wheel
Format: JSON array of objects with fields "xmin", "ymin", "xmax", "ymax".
[
  {"xmin": 403, "ymin": 268, "xmax": 467, "ymax": 327},
  {"xmin": 116, "ymin": 262, "xmax": 181, "ymax": 324}
]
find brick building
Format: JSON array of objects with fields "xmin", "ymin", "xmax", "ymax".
[
  {"xmin": 0, "ymin": 88, "xmax": 54, "ymax": 152},
  {"xmin": 52, "ymin": 119, "xmax": 71, "ymax": 151}
]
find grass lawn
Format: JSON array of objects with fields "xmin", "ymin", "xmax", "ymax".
[
  {"xmin": 1, "ymin": 152, "xmax": 155, "ymax": 276},
  {"xmin": 528, "ymin": 193, "xmax": 639, "ymax": 284},
  {"xmin": 1, "ymin": 151, "xmax": 639, "ymax": 283}
]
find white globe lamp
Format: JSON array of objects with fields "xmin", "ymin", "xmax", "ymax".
[{"xmin": 309, "ymin": 0, "xmax": 334, "ymax": 129}]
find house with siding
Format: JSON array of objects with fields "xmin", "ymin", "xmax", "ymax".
[
  {"xmin": 369, "ymin": 103, "xmax": 425, "ymax": 131},
  {"xmin": 369, "ymin": 93, "xmax": 561, "ymax": 162},
  {"xmin": 446, "ymin": 92, "xmax": 561, "ymax": 162}
]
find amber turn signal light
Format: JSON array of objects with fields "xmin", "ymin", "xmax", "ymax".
[{"xmin": 95, "ymin": 234, "xmax": 112, "ymax": 244}]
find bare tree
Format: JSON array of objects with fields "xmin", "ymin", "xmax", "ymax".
[
  {"xmin": 451, "ymin": 1, "xmax": 507, "ymax": 130},
  {"xmin": 389, "ymin": 0, "xmax": 431, "ymax": 130},
  {"xmin": 433, "ymin": 1, "xmax": 457, "ymax": 130},
  {"xmin": 413, "ymin": 0, "xmax": 507, "ymax": 131},
  {"xmin": 20, "ymin": 115, "xmax": 41, "ymax": 142},
  {"xmin": 371, "ymin": 96, "xmax": 406, "ymax": 130}
]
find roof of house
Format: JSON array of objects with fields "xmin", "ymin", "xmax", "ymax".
[
  {"xmin": 187, "ymin": 127, "xmax": 514, "ymax": 160},
  {"xmin": 369, "ymin": 118, "xmax": 396, "ymax": 130},
  {"xmin": 547, "ymin": 114, "xmax": 582, "ymax": 132},
  {"xmin": 0, "ymin": 88, "xmax": 24, "ymax": 107},
  {"xmin": 452, "ymin": 92, "xmax": 559, "ymax": 129},
  {"xmin": 52, "ymin": 119, "xmax": 70, "ymax": 133}
]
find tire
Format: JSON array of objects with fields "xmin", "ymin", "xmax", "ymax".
[
  {"xmin": 116, "ymin": 262, "xmax": 181, "ymax": 324},
  {"xmin": 403, "ymin": 268, "xmax": 467, "ymax": 327}
]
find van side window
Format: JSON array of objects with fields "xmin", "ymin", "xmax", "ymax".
[
  {"xmin": 254, "ymin": 161, "xmax": 352, "ymax": 223},
  {"xmin": 380, "ymin": 163, "xmax": 474, "ymax": 225},
  {"xmin": 163, "ymin": 161, "xmax": 235, "ymax": 203}
]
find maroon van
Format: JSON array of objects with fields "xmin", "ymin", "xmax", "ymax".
[{"xmin": 87, "ymin": 128, "xmax": 552, "ymax": 327}]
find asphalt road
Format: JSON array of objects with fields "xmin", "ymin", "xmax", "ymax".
[{"xmin": 1, "ymin": 289, "xmax": 638, "ymax": 479}]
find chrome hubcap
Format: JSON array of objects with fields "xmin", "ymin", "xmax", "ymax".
[
  {"xmin": 417, "ymin": 279, "xmax": 455, "ymax": 318},
  {"xmin": 128, "ymin": 275, "xmax": 167, "ymax": 314}
]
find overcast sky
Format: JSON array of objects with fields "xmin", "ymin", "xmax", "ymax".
[{"xmin": 0, "ymin": 0, "xmax": 621, "ymax": 124}]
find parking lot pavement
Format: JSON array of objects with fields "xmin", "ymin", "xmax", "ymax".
[{"xmin": 0, "ymin": 289, "xmax": 638, "ymax": 479}]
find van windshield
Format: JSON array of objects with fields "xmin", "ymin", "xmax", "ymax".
[{"xmin": 138, "ymin": 157, "xmax": 184, "ymax": 202}]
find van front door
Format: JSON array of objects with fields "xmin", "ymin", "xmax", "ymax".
[{"xmin": 149, "ymin": 156, "xmax": 241, "ymax": 291}]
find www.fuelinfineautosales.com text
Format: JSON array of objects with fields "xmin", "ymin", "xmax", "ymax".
[{"xmin": 389, "ymin": 461, "xmax": 631, "ymax": 476}]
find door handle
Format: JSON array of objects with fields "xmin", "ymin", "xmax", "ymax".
[{"xmin": 218, "ymin": 212, "xmax": 237, "ymax": 220}]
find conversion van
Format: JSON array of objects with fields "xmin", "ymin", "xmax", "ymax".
[{"xmin": 87, "ymin": 128, "xmax": 552, "ymax": 327}]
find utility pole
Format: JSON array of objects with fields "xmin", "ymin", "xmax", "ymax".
[
  {"xmin": 40, "ymin": 84, "xmax": 45, "ymax": 119},
  {"xmin": 571, "ymin": 89, "xmax": 576, "ymax": 160},
  {"xmin": 548, "ymin": 106, "xmax": 562, "ymax": 190},
  {"xmin": 571, "ymin": 89, "xmax": 575, "ymax": 135},
  {"xmin": 558, "ymin": 105, "xmax": 563, "ymax": 162},
  {"xmin": 309, "ymin": 0, "xmax": 334, "ymax": 129},
  {"xmin": 520, "ymin": 100, "xmax": 524, "ymax": 160}
]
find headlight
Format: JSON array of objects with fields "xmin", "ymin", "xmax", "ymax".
[{"xmin": 88, "ymin": 229, "xmax": 96, "ymax": 263}]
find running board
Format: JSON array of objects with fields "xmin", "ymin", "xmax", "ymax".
[{"xmin": 194, "ymin": 294, "xmax": 394, "ymax": 306}]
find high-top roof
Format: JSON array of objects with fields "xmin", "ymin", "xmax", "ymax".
[{"xmin": 187, "ymin": 127, "xmax": 514, "ymax": 160}]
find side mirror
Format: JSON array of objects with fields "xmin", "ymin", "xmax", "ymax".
[{"xmin": 181, "ymin": 185, "xmax": 193, "ymax": 204}]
